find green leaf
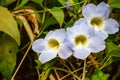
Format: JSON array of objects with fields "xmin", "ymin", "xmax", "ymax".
[
  {"xmin": 58, "ymin": 0, "xmax": 67, "ymax": 6},
  {"xmin": 112, "ymin": 56, "xmax": 120, "ymax": 62},
  {"xmin": 108, "ymin": 50, "xmax": 120, "ymax": 57},
  {"xmin": 106, "ymin": 41, "xmax": 120, "ymax": 57},
  {"xmin": 0, "ymin": 31, "xmax": 3, "ymax": 37},
  {"xmin": 35, "ymin": 59, "xmax": 43, "ymax": 69},
  {"xmin": 43, "ymin": 59, "xmax": 57, "ymax": 70},
  {"xmin": 14, "ymin": 0, "xmax": 29, "ymax": 10},
  {"xmin": 30, "ymin": 0, "xmax": 44, "ymax": 6},
  {"xmin": 64, "ymin": 20, "xmax": 74, "ymax": 28},
  {"xmin": 45, "ymin": 17, "xmax": 57, "ymax": 28},
  {"xmin": 0, "ymin": 34, "xmax": 19, "ymax": 80},
  {"xmin": 0, "ymin": 6, "xmax": 20, "ymax": 45},
  {"xmin": 35, "ymin": 59, "xmax": 57, "ymax": 70},
  {"xmin": 0, "ymin": 0, "xmax": 16, "ymax": 7},
  {"xmin": 49, "ymin": 7, "xmax": 64, "ymax": 27},
  {"xmin": 85, "ymin": 77, "xmax": 90, "ymax": 80},
  {"xmin": 91, "ymin": 69, "xmax": 109, "ymax": 80},
  {"xmin": 108, "ymin": 0, "xmax": 120, "ymax": 8},
  {"xmin": 15, "ymin": 18, "xmax": 23, "ymax": 28}
]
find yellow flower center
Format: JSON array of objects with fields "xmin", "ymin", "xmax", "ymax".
[
  {"xmin": 91, "ymin": 17, "xmax": 103, "ymax": 28},
  {"xmin": 48, "ymin": 38, "xmax": 59, "ymax": 50},
  {"xmin": 75, "ymin": 35, "xmax": 87, "ymax": 46}
]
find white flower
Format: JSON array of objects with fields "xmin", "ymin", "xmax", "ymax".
[
  {"xmin": 75, "ymin": 2, "xmax": 119, "ymax": 40},
  {"xmin": 66, "ymin": 22, "xmax": 105, "ymax": 59},
  {"xmin": 32, "ymin": 29, "xmax": 72, "ymax": 63}
]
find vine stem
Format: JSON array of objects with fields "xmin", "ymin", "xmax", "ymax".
[{"xmin": 11, "ymin": 42, "xmax": 33, "ymax": 80}]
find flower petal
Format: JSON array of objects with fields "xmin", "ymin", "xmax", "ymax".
[
  {"xmin": 74, "ymin": 18, "xmax": 86, "ymax": 25},
  {"xmin": 66, "ymin": 22, "xmax": 94, "ymax": 50},
  {"xmin": 88, "ymin": 35, "xmax": 105, "ymax": 53},
  {"xmin": 104, "ymin": 18, "xmax": 119, "ymax": 34},
  {"xmin": 76, "ymin": 22, "xmax": 94, "ymax": 37},
  {"xmin": 64, "ymin": 37, "xmax": 75, "ymax": 49},
  {"xmin": 68, "ymin": 22, "xmax": 94, "ymax": 38},
  {"xmin": 82, "ymin": 3, "xmax": 96, "ymax": 19},
  {"xmin": 73, "ymin": 48, "xmax": 91, "ymax": 60},
  {"xmin": 94, "ymin": 30, "xmax": 108, "ymax": 40},
  {"xmin": 96, "ymin": 2, "xmax": 110, "ymax": 18},
  {"xmin": 58, "ymin": 44, "xmax": 72, "ymax": 59},
  {"xmin": 45, "ymin": 31, "xmax": 54, "ymax": 39},
  {"xmin": 32, "ymin": 39, "xmax": 47, "ymax": 53},
  {"xmin": 39, "ymin": 51, "xmax": 57, "ymax": 63},
  {"xmin": 53, "ymin": 29, "xmax": 66, "ymax": 42},
  {"xmin": 66, "ymin": 26, "xmax": 80, "ymax": 40}
]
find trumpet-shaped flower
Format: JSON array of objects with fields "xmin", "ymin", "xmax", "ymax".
[
  {"xmin": 66, "ymin": 22, "xmax": 105, "ymax": 59},
  {"xmin": 75, "ymin": 2, "xmax": 119, "ymax": 40},
  {"xmin": 32, "ymin": 29, "xmax": 72, "ymax": 63}
]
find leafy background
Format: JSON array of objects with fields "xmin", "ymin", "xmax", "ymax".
[{"xmin": 0, "ymin": 0, "xmax": 120, "ymax": 80}]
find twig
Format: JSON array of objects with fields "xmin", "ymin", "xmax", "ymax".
[
  {"xmin": 11, "ymin": 42, "xmax": 33, "ymax": 80},
  {"xmin": 54, "ymin": 69, "xmax": 60, "ymax": 80},
  {"xmin": 82, "ymin": 59, "xmax": 86, "ymax": 80},
  {"xmin": 60, "ymin": 64, "xmax": 93, "ymax": 80},
  {"xmin": 52, "ymin": 67, "xmax": 80, "ymax": 80}
]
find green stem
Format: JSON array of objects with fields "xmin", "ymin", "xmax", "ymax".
[
  {"xmin": 41, "ymin": 11, "xmax": 46, "ymax": 24},
  {"xmin": 99, "ymin": 56, "xmax": 112, "ymax": 70},
  {"xmin": 37, "ymin": 69, "xmax": 41, "ymax": 80},
  {"xmin": 42, "ymin": 68, "xmax": 51, "ymax": 80}
]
